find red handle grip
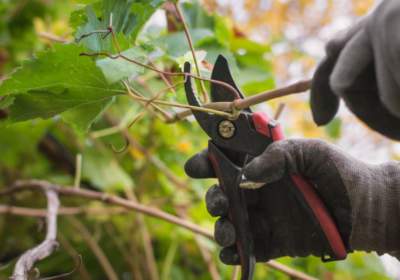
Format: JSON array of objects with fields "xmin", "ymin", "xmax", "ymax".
[{"xmin": 252, "ymin": 112, "xmax": 347, "ymax": 260}]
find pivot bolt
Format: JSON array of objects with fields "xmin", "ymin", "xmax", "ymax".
[{"xmin": 218, "ymin": 120, "xmax": 236, "ymax": 139}]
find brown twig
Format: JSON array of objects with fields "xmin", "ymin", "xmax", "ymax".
[
  {"xmin": 231, "ymin": 266, "xmax": 240, "ymax": 280},
  {"xmin": 173, "ymin": 1, "xmax": 208, "ymax": 102},
  {"xmin": 234, "ymin": 79, "xmax": 311, "ymax": 110},
  {"xmin": 274, "ymin": 103, "xmax": 285, "ymax": 120},
  {"xmin": 37, "ymin": 31, "xmax": 70, "ymax": 43},
  {"xmin": 58, "ymin": 233, "xmax": 92, "ymax": 280},
  {"xmin": 167, "ymin": 79, "xmax": 311, "ymax": 123},
  {"xmin": 1, "ymin": 180, "xmax": 210, "ymax": 237},
  {"xmin": 0, "ymin": 205, "xmax": 128, "ymax": 217},
  {"xmin": 104, "ymin": 224, "xmax": 144, "ymax": 280},
  {"xmin": 11, "ymin": 186, "xmax": 60, "ymax": 280},
  {"xmin": 66, "ymin": 216, "xmax": 119, "ymax": 280},
  {"xmin": 125, "ymin": 82, "xmax": 233, "ymax": 118},
  {"xmin": 1, "ymin": 180, "xmax": 317, "ymax": 280},
  {"xmin": 265, "ymin": 262, "xmax": 317, "ymax": 280},
  {"xmin": 176, "ymin": 208, "xmax": 220, "ymax": 280},
  {"xmin": 79, "ymin": 52, "xmax": 241, "ymax": 99},
  {"xmin": 124, "ymin": 188, "xmax": 160, "ymax": 280}
]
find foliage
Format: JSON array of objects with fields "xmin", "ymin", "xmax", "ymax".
[{"xmin": 0, "ymin": 0, "xmax": 391, "ymax": 279}]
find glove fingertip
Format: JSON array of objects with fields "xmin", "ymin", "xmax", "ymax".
[
  {"xmin": 206, "ymin": 185, "xmax": 229, "ymax": 217},
  {"xmin": 243, "ymin": 166, "xmax": 264, "ymax": 183},
  {"xmin": 219, "ymin": 246, "xmax": 240, "ymax": 265},
  {"xmin": 215, "ymin": 218, "xmax": 236, "ymax": 247},
  {"xmin": 184, "ymin": 150, "xmax": 215, "ymax": 179},
  {"xmin": 310, "ymin": 61, "xmax": 340, "ymax": 126}
]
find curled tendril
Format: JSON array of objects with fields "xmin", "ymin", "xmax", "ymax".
[
  {"xmin": 40, "ymin": 255, "xmax": 82, "ymax": 280},
  {"xmin": 110, "ymin": 137, "xmax": 130, "ymax": 154}
]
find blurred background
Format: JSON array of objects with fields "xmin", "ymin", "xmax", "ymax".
[{"xmin": 1, "ymin": 0, "xmax": 399, "ymax": 279}]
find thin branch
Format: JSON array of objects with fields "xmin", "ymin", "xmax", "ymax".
[
  {"xmin": 265, "ymin": 262, "xmax": 317, "ymax": 280},
  {"xmin": 125, "ymin": 82, "xmax": 232, "ymax": 118},
  {"xmin": 75, "ymin": 30, "xmax": 111, "ymax": 43},
  {"xmin": 79, "ymin": 52, "xmax": 241, "ymax": 99},
  {"xmin": 1, "ymin": 180, "xmax": 317, "ymax": 280},
  {"xmin": 74, "ymin": 154, "xmax": 82, "ymax": 189},
  {"xmin": 67, "ymin": 216, "xmax": 119, "ymax": 280},
  {"xmin": 234, "ymin": 79, "xmax": 311, "ymax": 111},
  {"xmin": 1, "ymin": 180, "xmax": 210, "ymax": 237},
  {"xmin": 11, "ymin": 186, "xmax": 60, "ymax": 280},
  {"xmin": 274, "ymin": 103, "xmax": 285, "ymax": 120},
  {"xmin": 37, "ymin": 32, "xmax": 70, "ymax": 43},
  {"xmin": 58, "ymin": 233, "xmax": 92, "ymax": 280},
  {"xmin": 231, "ymin": 266, "xmax": 239, "ymax": 280},
  {"xmin": 104, "ymin": 224, "xmax": 144, "ymax": 280},
  {"xmin": 173, "ymin": 1, "xmax": 208, "ymax": 102},
  {"xmin": 124, "ymin": 188, "xmax": 160, "ymax": 280},
  {"xmin": 0, "ymin": 205, "xmax": 128, "ymax": 217},
  {"xmin": 176, "ymin": 208, "xmax": 220, "ymax": 280},
  {"xmin": 133, "ymin": 79, "xmax": 175, "ymax": 122},
  {"xmin": 167, "ymin": 79, "xmax": 311, "ymax": 123}
]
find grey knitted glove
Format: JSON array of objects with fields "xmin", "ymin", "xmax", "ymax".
[
  {"xmin": 311, "ymin": 0, "xmax": 400, "ymax": 140},
  {"xmin": 185, "ymin": 139, "xmax": 400, "ymax": 263}
]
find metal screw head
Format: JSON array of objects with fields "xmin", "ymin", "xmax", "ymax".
[{"xmin": 218, "ymin": 120, "xmax": 236, "ymax": 139}]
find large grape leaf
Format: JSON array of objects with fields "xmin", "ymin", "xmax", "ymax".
[
  {"xmin": 96, "ymin": 47, "xmax": 146, "ymax": 84},
  {"xmin": 82, "ymin": 145, "xmax": 134, "ymax": 190},
  {"xmin": 61, "ymin": 97, "xmax": 115, "ymax": 133},
  {"xmin": 74, "ymin": 0, "xmax": 166, "ymax": 51},
  {"xmin": 0, "ymin": 44, "xmax": 121, "ymax": 124}
]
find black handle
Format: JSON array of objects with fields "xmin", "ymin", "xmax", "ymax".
[{"xmin": 207, "ymin": 141, "xmax": 255, "ymax": 280}]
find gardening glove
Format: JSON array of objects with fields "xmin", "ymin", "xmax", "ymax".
[
  {"xmin": 185, "ymin": 139, "xmax": 400, "ymax": 263},
  {"xmin": 311, "ymin": 0, "xmax": 400, "ymax": 140}
]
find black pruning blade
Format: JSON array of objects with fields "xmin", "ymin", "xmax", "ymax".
[
  {"xmin": 184, "ymin": 61, "xmax": 214, "ymax": 136},
  {"xmin": 210, "ymin": 55, "xmax": 251, "ymax": 112}
]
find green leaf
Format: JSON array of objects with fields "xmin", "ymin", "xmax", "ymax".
[
  {"xmin": 61, "ymin": 97, "xmax": 114, "ymax": 133},
  {"xmin": 75, "ymin": 0, "xmax": 165, "ymax": 51},
  {"xmin": 156, "ymin": 29, "xmax": 214, "ymax": 58},
  {"xmin": 75, "ymin": 5, "xmax": 111, "ymax": 52},
  {"xmin": 0, "ymin": 120, "xmax": 49, "ymax": 168},
  {"xmin": 214, "ymin": 16, "xmax": 232, "ymax": 47},
  {"xmin": 181, "ymin": 2, "xmax": 214, "ymax": 30},
  {"xmin": 0, "ymin": 44, "xmax": 121, "ymax": 123},
  {"xmin": 128, "ymin": 0, "xmax": 166, "ymax": 40},
  {"xmin": 82, "ymin": 145, "xmax": 134, "ymax": 190},
  {"xmin": 96, "ymin": 47, "xmax": 146, "ymax": 84}
]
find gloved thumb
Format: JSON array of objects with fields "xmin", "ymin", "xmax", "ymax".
[{"xmin": 243, "ymin": 141, "xmax": 287, "ymax": 184}]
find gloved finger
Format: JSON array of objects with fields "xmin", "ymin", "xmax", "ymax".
[
  {"xmin": 369, "ymin": 0, "xmax": 400, "ymax": 118},
  {"xmin": 330, "ymin": 27, "xmax": 400, "ymax": 140},
  {"xmin": 219, "ymin": 246, "xmax": 240, "ymax": 265},
  {"xmin": 311, "ymin": 17, "xmax": 367, "ymax": 126},
  {"xmin": 330, "ymin": 29, "xmax": 372, "ymax": 97},
  {"xmin": 215, "ymin": 218, "xmax": 236, "ymax": 247},
  {"xmin": 243, "ymin": 141, "xmax": 286, "ymax": 184},
  {"xmin": 205, "ymin": 185, "xmax": 229, "ymax": 217},
  {"xmin": 184, "ymin": 149, "xmax": 215, "ymax": 179}
]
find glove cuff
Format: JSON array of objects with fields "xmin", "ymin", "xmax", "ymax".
[{"xmin": 349, "ymin": 161, "xmax": 400, "ymax": 255}]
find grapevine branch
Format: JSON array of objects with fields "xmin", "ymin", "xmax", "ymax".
[
  {"xmin": 1, "ymin": 180, "xmax": 317, "ymax": 280},
  {"xmin": 10, "ymin": 185, "xmax": 60, "ymax": 280}
]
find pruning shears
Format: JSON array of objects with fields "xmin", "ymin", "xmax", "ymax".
[{"xmin": 184, "ymin": 55, "xmax": 347, "ymax": 280}]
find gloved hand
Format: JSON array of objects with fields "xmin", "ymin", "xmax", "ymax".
[
  {"xmin": 311, "ymin": 0, "xmax": 400, "ymax": 140},
  {"xmin": 185, "ymin": 139, "xmax": 400, "ymax": 263}
]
